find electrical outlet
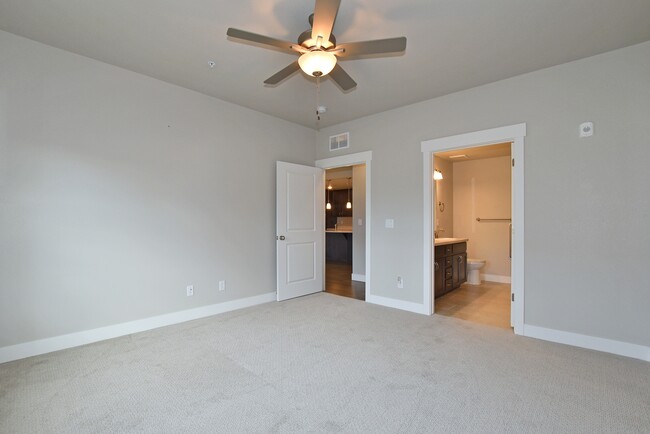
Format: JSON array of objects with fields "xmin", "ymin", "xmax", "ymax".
[
  {"xmin": 218, "ymin": 280, "xmax": 226, "ymax": 291},
  {"xmin": 186, "ymin": 285, "xmax": 194, "ymax": 296},
  {"xmin": 397, "ymin": 276, "xmax": 404, "ymax": 289}
]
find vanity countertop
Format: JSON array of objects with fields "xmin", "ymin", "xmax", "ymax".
[{"xmin": 434, "ymin": 237, "xmax": 468, "ymax": 246}]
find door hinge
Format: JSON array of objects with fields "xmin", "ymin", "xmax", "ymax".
[
  {"xmin": 512, "ymin": 158, "xmax": 515, "ymax": 167},
  {"xmin": 511, "ymin": 293, "xmax": 515, "ymax": 302}
]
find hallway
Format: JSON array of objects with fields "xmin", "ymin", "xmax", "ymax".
[{"xmin": 325, "ymin": 262, "xmax": 365, "ymax": 301}]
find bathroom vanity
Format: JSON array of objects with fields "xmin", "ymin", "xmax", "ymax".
[{"xmin": 434, "ymin": 238, "xmax": 468, "ymax": 298}]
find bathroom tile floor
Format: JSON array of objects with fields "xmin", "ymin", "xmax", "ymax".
[{"xmin": 435, "ymin": 281, "xmax": 511, "ymax": 329}]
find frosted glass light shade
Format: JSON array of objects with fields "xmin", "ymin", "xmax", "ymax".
[
  {"xmin": 326, "ymin": 202, "xmax": 332, "ymax": 210},
  {"xmin": 298, "ymin": 51, "xmax": 337, "ymax": 77},
  {"xmin": 346, "ymin": 201, "xmax": 352, "ymax": 209},
  {"xmin": 433, "ymin": 169, "xmax": 443, "ymax": 180}
]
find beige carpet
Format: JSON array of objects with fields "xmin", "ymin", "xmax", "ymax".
[{"xmin": 1, "ymin": 293, "xmax": 648, "ymax": 433}]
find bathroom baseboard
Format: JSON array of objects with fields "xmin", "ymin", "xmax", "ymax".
[
  {"xmin": 0, "ymin": 292, "xmax": 276, "ymax": 364},
  {"xmin": 523, "ymin": 324, "xmax": 650, "ymax": 362},
  {"xmin": 481, "ymin": 274, "xmax": 511, "ymax": 284}
]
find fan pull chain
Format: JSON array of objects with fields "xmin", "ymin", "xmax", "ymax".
[{"xmin": 316, "ymin": 77, "xmax": 321, "ymax": 122}]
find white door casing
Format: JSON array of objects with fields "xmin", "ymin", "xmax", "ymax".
[
  {"xmin": 276, "ymin": 161, "xmax": 325, "ymax": 301},
  {"xmin": 421, "ymin": 123, "xmax": 525, "ymax": 335}
]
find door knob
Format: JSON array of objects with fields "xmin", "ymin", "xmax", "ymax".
[{"xmin": 277, "ymin": 235, "xmax": 286, "ymax": 240}]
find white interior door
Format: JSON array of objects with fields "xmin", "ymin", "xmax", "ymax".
[{"xmin": 276, "ymin": 161, "xmax": 324, "ymax": 301}]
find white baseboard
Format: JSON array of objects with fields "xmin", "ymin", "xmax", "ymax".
[
  {"xmin": 481, "ymin": 273, "xmax": 511, "ymax": 284},
  {"xmin": 523, "ymin": 324, "xmax": 650, "ymax": 362},
  {"xmin": 366, "ymin": 294, "xmax": 428, "ymax": 315},
  {"xmin": 0, "ymin": 292, "xmax": 276, "ymax": 364},
  {"xmin": 351, "ymin": 273, "xmax": 366, "ymax": 282}
]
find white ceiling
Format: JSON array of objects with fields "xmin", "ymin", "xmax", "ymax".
[{"xmin": 2, "ymin": 0, "xmax": 650, "ymax": 129}]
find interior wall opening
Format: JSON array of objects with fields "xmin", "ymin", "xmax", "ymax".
[
  {"xmin": 433, "ymin": 142, "xmax": 513, "ymax": 330},
  {"xmin": 324, "ymin": 165, "xmax": 366, "ymax": 300}
]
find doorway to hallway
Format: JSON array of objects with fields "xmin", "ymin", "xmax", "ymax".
[
  {"xmin": 315, "ymin": 151, "xmax": 372, "ymax": 302},
  {"xmin": 324, "ymin": 165, "xmax": 366, "ymax": 301}
]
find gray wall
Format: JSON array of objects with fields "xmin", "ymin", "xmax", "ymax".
[
  {"xmin": 0, "ymin": 31, "xmax": 315, "ymax": 347},
  {"xmin": 315, "ymin": 42, "xmax": 650, "ymax": 347}
]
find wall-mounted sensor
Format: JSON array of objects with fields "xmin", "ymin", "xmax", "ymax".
[
  {"xmin": 208, "ymin": 61, "xmax": 216, "ymax": 68},
  {"xmin": 579, "ymin": 122, "xmax": 594, "ymax": 138}
]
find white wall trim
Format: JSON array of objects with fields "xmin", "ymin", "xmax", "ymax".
[
  {"xmin": 523, "ymin": 324, "xmax": 650, "ymax": 362},
  {"xmin": 315, "ymin": 151, "xmax": 372, "ymax": 168},
  {"xmin": 421, "ymin": 123, "xmax": 526, "ymax": 335},
  {"xmin": 351, "ymin": 273, "xmax": 366, "ymax": 282},
  {"xmin": 481, "ymin": 274, "xmax": 511, "ymax": 284},
  {"xmin": 366, "ymin": 294, "xmax": 428, "ymax": 315},
  {"xmin": 0, "ymin": 292, "xmax": 276, "ymax": 364},
  {"xmin": 316, "ymin": 151, "xmax": 372, "ymax": 302}
]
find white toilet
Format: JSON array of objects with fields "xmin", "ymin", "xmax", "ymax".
[{"xmin": 466, "ymin": 259, "xmax": 486, "ymax": 285}]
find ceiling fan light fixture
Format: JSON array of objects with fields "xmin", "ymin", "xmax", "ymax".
[{"xmin": 298, "ymin": 50, "xmax": 337, "ymax": 77}]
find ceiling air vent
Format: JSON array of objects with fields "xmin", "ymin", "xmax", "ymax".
[{"xmin": 329, "ymin": 132, "xmax": 350, "ymax": 152}]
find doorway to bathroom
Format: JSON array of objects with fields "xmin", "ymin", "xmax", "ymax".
[
  {"xmin": 421, "ymin": 124, "xmax": 525, "ymax": 335},
  {"xmin": 432, "ymin": 143, "xmax": 512, "ymax": 329}
]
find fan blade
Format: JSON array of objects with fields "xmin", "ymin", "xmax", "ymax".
[
  {"xmin": 329, "ymin": 64, "xmax": 356, "ymax": 91},
  {"xmin": 311, "ymin": 0, "xmax": 340, "ymax": 44},
  {"xmin": 264, "ymin": 61, "xmax": 301, "ymax": 85},
  {"xmin": 227, "ymin": 28, "xmax": 296, "ymax": 55},
  {"xmin": 336, "ymin": 37, "xmax": 407, "ymax": 58}
]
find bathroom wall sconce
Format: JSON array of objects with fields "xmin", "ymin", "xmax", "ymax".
[{"xmin": 434, "ymin": 169, "xmax": 443, "ymax": 211}]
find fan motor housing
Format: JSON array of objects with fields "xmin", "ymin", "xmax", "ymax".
[{"xmin": 298, "ymin": 29, "xmax": 336, "ymax": 49}]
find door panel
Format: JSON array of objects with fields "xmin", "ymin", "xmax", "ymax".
[
  {"xmin": 287, "ymin": 172, "xmax": 316, "ymax": 231},
  {"xmin": 277, "ymin": 162, "xmax": 324, "ymax": 301},
  {"xmin": 287, "ymin": 243, "xmax": 316, "ymax": 283}
]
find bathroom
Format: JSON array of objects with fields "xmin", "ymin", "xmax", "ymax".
[{"xmin": 433, "ymin": 142, "xmax": 512, "ymax": 329}]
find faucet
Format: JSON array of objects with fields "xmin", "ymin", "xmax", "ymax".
[{"xmin": 434, "ymin": 228, "xmax": 444, "ymax": 238}]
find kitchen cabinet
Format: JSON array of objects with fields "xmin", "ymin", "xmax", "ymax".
[
  {"xmin": 326, "ymin": 189, "xmax": 352, "ymax": 229},
  {"xmin": 434, "ymin": 241, "xmax": 467, "ymax": 298},
  {"xmin": 326, "ymin": 232, "xmax": 352, "ymax": 263}
]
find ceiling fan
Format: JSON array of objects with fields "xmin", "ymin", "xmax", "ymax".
[{"xmin": 226, "ymin": 0, "xmax": 407, "ymax": 91}]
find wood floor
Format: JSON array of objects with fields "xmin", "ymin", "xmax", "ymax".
[
  {"xmin": 435, "ymin": 281, "xmax": 511, "ymax": 329},
  {"xmin": 325, "ymin": 261, "xmax": 365, "ymax": 301}
]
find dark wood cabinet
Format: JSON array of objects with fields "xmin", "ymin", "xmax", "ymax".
[
  {"xmin": 326, "ymin": 232, "xmax": 352, "ymax": 263},
  {"xmin": 326, "ymin": 189, "xmax": 352, "ymax": 228},
  {"xmin": 434, "ymin": 241, "xmax": 467, "ymax": 298}
]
